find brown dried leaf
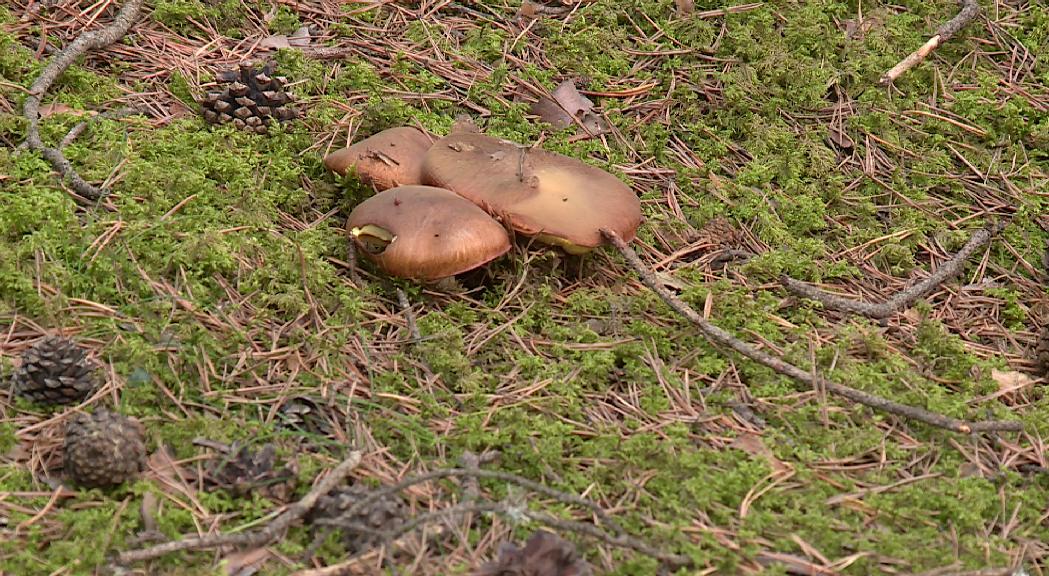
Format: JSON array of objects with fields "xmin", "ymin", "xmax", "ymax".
[
  {"xmin": 288, "ymin": 26, "xmax": 311, "ymax": 47},
  {"xmin": 529, "ymin": 80, "xmax": 610, "ymax": 138},
  {"xmin": 474, "ymin": 531, "xmax": 593, "ymax": 576},
  {"xmin": 258, "ymin": 35, "xmax": 291, "ymax": 50},
  {"xmin": 530, "ymin": 80, "xmax": 593, "ymax": 128},
  {"xmin": 827, "ymin": 125, "xmax": 854, "ymax": 149},
  {"xmin": 39, "ymin": 102, "xmax": 92, "ymax": 118},
  {"xmin": 843, "ymin": 15, "xmax": 883, "ymax": 41},
  {"xmin": 222, "ymin": 547, "xmax": 271, "ymax": 576},
  {"xmin": 730, "ymin": 433, "xmax": 790, "ymax": 474},
  {"xmin": 144, "ymin": 445, "xmax": 198, "ymax": 500},
  {"xmin": 991, "ymin": 369, "xmax": 1035, "ymax": 398}
]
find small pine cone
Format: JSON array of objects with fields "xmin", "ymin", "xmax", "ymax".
[
  {"xmin": 474, "ymin": 531, "xmax": 593, "ymax": 576},
  {"xmin": 694, "ymin": 216, "xmax": 741, "ymax": 249},
  {"xmin": 306, "ymin": 484, "xmax": 406, "ymax": 554},
  {"xmin": 11, "ymin": 336, "xmax": 98, "ymax": 406},
  {"xmin": 199, "ymin": 60, "xmax": 298, "ymax": 133},
  {"xmin": 1035, "ymin": 326, "xmax": 1049, "ymax": 377},
  {"xmin": 63, "ymin": 408, "xmax": 147, "ymax": 489},
  {"xmin": 204, "ymin": 443, "xmax": 298, "ymax": 503}
]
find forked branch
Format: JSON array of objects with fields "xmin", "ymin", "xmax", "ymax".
[
  {"xmin": 21, "ymin": 0, "xmax": 145, "ymax": 200},
  {"xmin": 781, "ymin": 224, "xmax": 1000, "ymax": 319},
  {"xmin": 600, "ymin": 229, "xmax": 1021, "ymax": 435},
  {"xmin": 113, "ymin": 451, "xmax": 362, "ymax": 566}
]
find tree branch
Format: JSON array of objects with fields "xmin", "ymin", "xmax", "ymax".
[
  {"xmin": 21, "ymin": 0, "xmax": 145, "ymax": 201},
  {"xmin": 781, "ymin": 223, "xmax": 1001, "ymax": 319},
  {"xmin": 880, "ymin": 0, "xmax": 980, "ymax": 85},
  {"xmin": 113, "ymin": 451, "xmax": 362, "ymax": 566},
  {"xmin": 600, "ymin": 228, "xmax": 1021, "ymax": 435}
]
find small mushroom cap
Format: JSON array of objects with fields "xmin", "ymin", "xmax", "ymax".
[
  {"xmin": 420, "ymin": 133, "xmax": 641, "ymax": 251},
  {"xmin": 346, "ymin": 185, "xmax": 511, "ymax": 280},
  {"xmin": 324, "ymin": 127, "xmax": 435, "ymax": 191}
]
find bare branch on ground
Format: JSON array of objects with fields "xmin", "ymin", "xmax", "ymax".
[
  {"xmin": 880, "ymin": 0, "xmax": 981, "ymax": 85},
  {"xmin": 113, "ymin": 451, "xmax": 362, "ymax": 567},
  {"xmin": 20, "ymin": 0, "xmax": 146, "ymax": 201},
  {"xmin": 781, "ymin": 223, "xmax": 1001, "ymax": 319},
  {"xmin": 600, "ymin": 228, "xmax": 1021, "ymax": 435},
  {"xmin": 309, "ymin": 459, "xmax": 694, "ymax": 572}
]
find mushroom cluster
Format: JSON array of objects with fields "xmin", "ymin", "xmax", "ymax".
[{"xmin": 325, "ymin": 124, "xmax": 642, "ymax": 282}]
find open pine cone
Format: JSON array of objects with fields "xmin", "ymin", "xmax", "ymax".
[
  {"xmin": 474, "ymin": 531, "xmax": 593, "ymax": 576},
  {"xmin": 63, "ymin": 408, "xmax": 147, "ymax": 489},
  {"xmin": 1035, "ymin": 325, "xmax": 1049, "ymax": 377},
  {"xmin": 306, "ymin": 483, "xmax": 406, "ymax": 554},
  {"xmin": 199, "ymin": 61, "xmax": 298, "ymax": 134},
  {"xmin": 204, "ymin": 442, "xmax": 298, "ymax": 503},
  {"xmin": 694, "ymin": 216, "xmax": 741, "ymax": 250},
  {"xmin": 11, "ymin": 336, "xmax": 98, "ymax": 406}
]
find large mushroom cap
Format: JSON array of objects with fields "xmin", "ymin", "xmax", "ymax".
[
  {"xmin": 420, "ymin": 133, "xmax": 641, "ymax": 253},
  {"xmin": 324, "ymin": 127, "xmax": 435, "ymax": 191},
  {"xmin": 346, "ymin": 185, "xmax": 511, "ymax": 281}
]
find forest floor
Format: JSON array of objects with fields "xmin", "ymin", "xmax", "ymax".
[{"xmin": 1, "ymin": 0, "xmax": 1048, "ymax": 574}]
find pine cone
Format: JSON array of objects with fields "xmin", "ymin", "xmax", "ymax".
[
  {"xmin": 1035, "ymin": 325, "xmax": 1049, "ymax": 377},
  {"xmin": 199, "ymin": 61, "xmax": 298, "ymax": 135},
  {"xmin": 694, "ymin": 216, "xmax": 741, "ymax": 249},
  {"xmin": 277, "ymin": 396, "xmax": 335, "ymax": 437},
  {"xmin": 63, "ymin": 408, "xmax": 147, "ymax": 489},
  {"xmin": 306, "ymin": 483, "xmax": 406, "ymax": 554},
  {"xmin": 474, "ymin": 531, "xmax": 593, "ymax": 576},
  {"xmin": 11, "ymin": 336, "xmax": 98, "ymax": 406},
  {"xmin": 204, "ymin": 442, "xmax": 298, "ymax": 503}
]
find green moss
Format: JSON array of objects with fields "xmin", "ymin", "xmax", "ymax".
[{"xmin": 1, "ymin": 0, "xmax": 1048, "ymax": 573}]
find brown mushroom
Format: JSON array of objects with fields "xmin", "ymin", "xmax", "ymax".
[
  {"xmin": 346, "ymin": 185, "xmax": 511, "ymax": 281},
  {"xmin": 420, "ymin": 133, "xmax": 641, "ymax": 254},
  {"xmin": 324, "ymin": 127, "xmax": 435, "ymax": 191}
]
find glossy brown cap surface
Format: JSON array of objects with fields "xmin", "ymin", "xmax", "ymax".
[
  {"xmin": 420, "ymin": 133, "xmax": 641, "ymax": 251},
  {"xmin": 324, "ymin": 127, "xmax": 435, "ymax": 191},
  {"xmin": 346, "ymin": 185, "xmax": 511, "ymax": 280}
]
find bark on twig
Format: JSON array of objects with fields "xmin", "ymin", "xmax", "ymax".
[
  {"xmin": 600, "ymin": 228, "xmax": 1021, "ymax": 435},
  {"xmin": 781, "ymin": 224, "xmax": 1000, "ymax": 319},
  {"xmin": 113, "ymin": 451, "xmax": 362, "ymax": 566},
  {"xmin": 21, "ymin": 0, "xmax": 145, "ymax": 201},
  {"xmin": 880, "ymin": 0, "xmax": 980, "ymax": 85},
  {"xmin": 312, "ymin": 464, "xmax": 693, "ymax": 571}
]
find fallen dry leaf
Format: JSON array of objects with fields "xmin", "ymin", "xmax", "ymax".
[
  {"xmin": 991, "ymin": 368, "xmax": 1036, "ymax": 401},
  {"xmin": 288, "ymin": 26, "xmax": 311, "ymax": 47},
  {"xmin": 730, "ymin": 433, "xmax": 791, "ymax": 474},
  {"xmin": 144, "ymin": 445, "xmax": 198, "ymax": 501},
  {"xmin": 529, "ymin": 80, "xmax": 609, "ymax": 136},
  {"xmin": 38, "ymin": 102, "xmax": 94, "ymax": 118},
  {"xmin": 827, "ymin": 125, "xmax": 854, "ymax": 149},
  {"xmin": 473, "ymin": 530, "xmax": 593, "ymax": 576},
  {"xmin": 222, "ymin": 547, "xmax": 271, "ymax": 576},
  {"xmin": 258, "ymin": 35, "xmax": 291, "ymax": 50},
  {"xmin": 843, "ymin": 14, "xmax": 884, "ymax": 41},
  {"xmin": 675, "ymin": 0, "xmax": 695, "ymax": 15}
]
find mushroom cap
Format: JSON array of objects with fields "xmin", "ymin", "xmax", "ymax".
[
  {"xmin": 420, "ymin": 133, "xmax": 641, "ymax": 251},
  {"xmin": 346, "ymin": 185, "xmax": 511, "ymax": 280},
  {"xmin": 323, "ymin": 127, "xmax": 435, "ymax": 191}
]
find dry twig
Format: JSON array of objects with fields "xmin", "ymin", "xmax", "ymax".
[
  {"xmin": 600, "ymin": 228, "xmax": 1021, "ymax": 434},
  {"xmin": 781, "ymin": 224, "xmax": 1001, "ymax": 319},
  {"xmin": 880, "ymin": 0, "xmax": 980, "ymax": 85},
  {"xmin": 21, "ymin": 0, "xmax": 145, "ymax": 201},
  {"xmin": 313, "ymin": 465, "xmax": 692, "ymax": 570},
  {"xmin": 113, "ymin": 451, "xmax": 362, "ymax": 567}
]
